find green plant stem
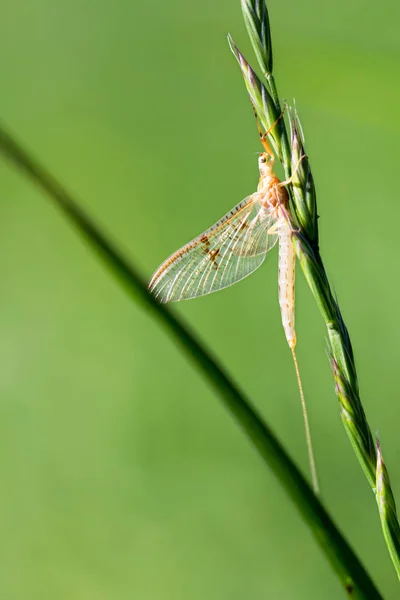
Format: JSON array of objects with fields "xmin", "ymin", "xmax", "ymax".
[
  {"xmin": 0, "ymin": 125, "xmax": 382, "ymax": 599},
  {"xmin": 265, "ymin": 74, "xmax": 292, "ymax": 176},
  {"xmin": 237, "ymin": 0, "xmax": 400, "ymax": 580},
  {"xmin": 377, "ymin": 440, "xmax": 400, "ymax": 577},
  {"xmin": 271, "ymin": 49, "xmax": 400, "ymax": 583}
]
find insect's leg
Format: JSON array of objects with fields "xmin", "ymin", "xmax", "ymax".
[
  {"xmin": 252, "ymin": 101, "xmax": 287, "ymax": 160},
  {"xmin": 251, "ymin": 104, "xmax": 273, "ymax": 160},
  {"xmin": 278, "ymin": 204, "xmax": 301, "ymax": 235},
  {"xmin": 277, "ymin": 154, "xmax": 307, "ymax": 187}
]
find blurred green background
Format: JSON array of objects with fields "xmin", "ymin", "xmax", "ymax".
[{"xmin": 1, "ymin": 0, "xmax": 399, "ymax": 597}]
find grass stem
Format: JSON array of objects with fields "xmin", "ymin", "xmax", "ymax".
[{"xmin": 0, "ymin": 123, "xmax": 383, "ymax": 598}]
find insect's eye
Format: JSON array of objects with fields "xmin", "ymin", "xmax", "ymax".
[{"xmin": 260, "ymin": 156, "xmax": 267, "ymax": 163}]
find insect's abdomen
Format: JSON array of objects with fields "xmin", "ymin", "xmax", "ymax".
[{"xmin": 278, "ymin": 219, "xmax": 296, "ymax": 349}]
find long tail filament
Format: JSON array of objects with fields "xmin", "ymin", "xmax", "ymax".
[{"xmin": 290, "ymin": 346, "xmax": 319, "ymax": 495}]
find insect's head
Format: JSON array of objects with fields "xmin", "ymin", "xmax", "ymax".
[{"xmin": 258, "ymin": 152, "xmax": 274, "ymax": 177}]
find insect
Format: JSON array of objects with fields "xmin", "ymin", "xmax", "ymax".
[{"xmin": 149, "ymin": 113, "xmax": 319, "ymax": 494}]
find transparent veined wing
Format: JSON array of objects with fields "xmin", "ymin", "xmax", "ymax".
[{"xmin": 148, "ymin": 194, "xmax": 278, "ymax": 302}]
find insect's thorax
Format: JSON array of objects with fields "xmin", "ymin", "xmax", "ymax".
[{"xmin": 257, "ymin": 172, "xmax": 289, "ymax": 210}]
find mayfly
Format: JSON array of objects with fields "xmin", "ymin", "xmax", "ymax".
[{"xmin": 149, "ymin": 114, "xmax": 319, "ymax": 494}]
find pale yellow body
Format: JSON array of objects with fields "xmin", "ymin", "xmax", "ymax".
[
  {"xmin": 277, "ymin": 219, "xmax": 296, "ymax": 349},
  {"xmin": 256, "ymin": 152, "xmax": 296, "ymax": 350},
  {"xmin": 256, "ymin": 150, "xmax": 318, "ymax": 493}
]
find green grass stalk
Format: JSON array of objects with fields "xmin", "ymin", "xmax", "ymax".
[{"xmin": 236, "ymin": 0, "xmax": 400, "ymax": 580}]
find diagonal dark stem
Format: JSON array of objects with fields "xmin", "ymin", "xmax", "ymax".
[{"xmin": 0, "ymin": 125, "xmax": 383, "ymax": 599}]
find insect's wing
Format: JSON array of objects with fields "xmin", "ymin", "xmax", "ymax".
[{"xmin": 149, "ymin": 195, "xmax": 278, "ymax": 303}]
